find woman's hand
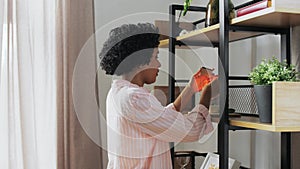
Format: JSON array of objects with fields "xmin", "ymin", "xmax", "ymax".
[
  {"xmin": 200, "ymin": 77, "xmax": 219, "ymax": 109},
  {"xmin": 173, "ymin": 67, "xmax": 218, "ymax": 112}
]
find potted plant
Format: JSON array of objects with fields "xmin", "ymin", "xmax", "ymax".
[
  {"xmin": 249, "ymin": 57, "xmax": 299, "ymax": 123},
  {"xmin": 181, "ymin": 0, "xmax": 235, "ymax": 27}
]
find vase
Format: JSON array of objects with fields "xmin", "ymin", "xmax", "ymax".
[
  {"xmin": 205, "ymin": 0, "xmax": 235, "ymax": 27},
  {"xmin": 254, "ymin": 85, "xmax": 272, "ymax": 123}
]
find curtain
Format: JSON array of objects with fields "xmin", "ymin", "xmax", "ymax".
[
  {"xmin": 1, "ymin": 0, "xmax": 103, "ymax": 168},
  {"xmin": 0, "ymin": 0, "xmax": 56, "ymax": 168},
  {"xmin": 56, "ymin": 0, "xmax": 104, "ymax": 168},
  {"xmin": 291, "ymin": 26, "xmax": 300, "ymax": 169},
  {"xmin": 0, "ymin": 0, "xmax": 3, "ymax": 61},
  {"xmin": 292, "ymin": 26, "xmax": 300, "ymax": 72}
]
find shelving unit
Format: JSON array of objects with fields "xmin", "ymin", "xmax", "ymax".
[
  {"xmin": 161, "ymin": 1, "xmax": 300, "ymax": 169},
  {"xmin": 160, "ymin": 3, "xmax": 300, "ymax": 48}
]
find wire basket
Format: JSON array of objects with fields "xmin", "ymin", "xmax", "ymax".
[{"xmin": 229, "ymin": 85, "xmax": 258, "ymax": 115}]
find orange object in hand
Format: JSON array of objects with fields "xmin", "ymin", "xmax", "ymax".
[{"xmin": 193, "ymin": 67, "xmax": 217, "ymax": 91}]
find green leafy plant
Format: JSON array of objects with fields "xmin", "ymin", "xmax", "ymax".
[
  {"xmin": 183, "ymin": 0, "xmax": 193, "ymax": 16},
  {"xmin": 249, "ymin": 57, "xmax": 299, "ymax": 85}
]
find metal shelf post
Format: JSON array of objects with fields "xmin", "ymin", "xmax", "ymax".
[{"xmin": 218, "ymin": 0, "xmax": 230, "ymax": 168}]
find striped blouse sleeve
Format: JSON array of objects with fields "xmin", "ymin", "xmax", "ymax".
[{"xmin": 123, "ymin": 89, "xmax": 213, "ymax": 142}]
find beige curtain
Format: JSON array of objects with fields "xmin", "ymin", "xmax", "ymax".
[
  {"xmin": 0, "ymin": 0, "xmax": 56, "ymax": 168},
  {"xmin": 292, "ymin": 26, "xmax": 300, "ymax": 71},
  {"xmin": 56, "ymin": 0, "xmax": 104, "ymax": 169},
  {"xmin": 291, "ymin": 26, "xmax": 300, "ymax": 169},
  {"xmin": 0, "ymin": 0, "xmax": 3, "ymax": 58}
]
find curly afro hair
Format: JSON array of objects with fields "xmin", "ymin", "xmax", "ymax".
[{"xmin": 99, "ymin": 23, "xmax": 160, "ymax": 75}]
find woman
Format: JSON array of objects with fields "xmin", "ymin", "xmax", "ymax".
[{"xmin": 99, "ymin": 23, "xmax": 216, "ymax": 169}]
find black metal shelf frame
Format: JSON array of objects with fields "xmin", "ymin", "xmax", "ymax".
[
  {"xmin": 167, "ymin": 1, "xmax": 292, "ymax": 169},
  {"xmin": 218, "ymin": 1, "xmax": 292, "ymax": 168},
  {"xmin": 168, "ymin": 4, "xmax": 207, "ymax": 168}
]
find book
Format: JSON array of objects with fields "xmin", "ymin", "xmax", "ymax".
[
  {"xmin": 200, "ymin": 152, "xmax": 241, "ymax": 169},
  {"xmin": 237, "ymin": 0, "xmax": 272, "ymax": 17}
]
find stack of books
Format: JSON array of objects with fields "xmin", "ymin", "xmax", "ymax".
[{"xmin": 237, "ymin": 0, "xmax": 272, "ymax": 17}]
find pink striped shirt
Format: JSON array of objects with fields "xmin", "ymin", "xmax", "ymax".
[{"xmin": 106, "ymin": 79, "xmax": 213, "ymax": 169}]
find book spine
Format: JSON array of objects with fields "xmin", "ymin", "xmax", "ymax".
[{"xmin": 237, "ymin": 0, "xmax": 270, "ymax": 17}]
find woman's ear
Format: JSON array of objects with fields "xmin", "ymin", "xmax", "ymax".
[
  {"xmin": 131, "ymin": 65, "xmax": 144, "ymax": 75},
  {"xmin": 137, "ymin": 64, "xmax": 147, "ymax": 70}
]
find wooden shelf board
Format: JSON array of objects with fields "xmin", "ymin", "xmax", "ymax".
[
  {"xmin": 159, "ymin": 27, "xmax": 263, "ymax": 47},
  {"xmin": 159, "ymin": 6, "xmax": 300, "ymax": 48},
  {"xmin": 230, "ymin": 116, "xmax": 300, "ymax": 132},
  {"xmin": 230, "ymin": 116, "xmax": 275, "ymax": 131},
  {"xmin": 158, "ymin": 39, "xmax": 200, "ymax": 49},
  {"xmin": 159, "ymin": 39, "xmax": 169, "ymax": 48}
]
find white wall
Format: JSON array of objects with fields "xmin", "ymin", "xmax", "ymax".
[
  {"xmin": 252, "ymin": 35, "xmax": 281, "ymax": 169},
  {"xmin": 94, "ymin": 0, "xmax": 281, "ymax": 168}
]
